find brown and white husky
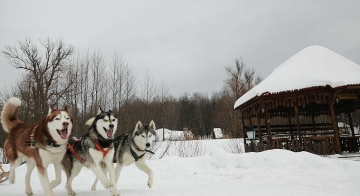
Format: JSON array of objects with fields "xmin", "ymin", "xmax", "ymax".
[{"xmin": 1, "ymin": 97, "xmax": 73, "ymax": 196}]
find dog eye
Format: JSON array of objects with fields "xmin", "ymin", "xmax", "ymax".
[
  {"xmin": 103, "ymin": 119, "xmax": 108, "ymax": 122},
  {"xmin": 66, "ymin": 117, "xmax": 70, "ymax": 120},
  {"xmin": 141, "ymin": 135, "xmax": 145, "ymax": 138},
  {"xmin": 112, "ymin": 119, "xmax": 116, "ymax": 122},
  {"xmin": 55, "ymin": 118, "xmax": 60, "ymax": 120},
  {"xmin": 149, "ymin": 135, "xmax": 152, "ymax": 137}
]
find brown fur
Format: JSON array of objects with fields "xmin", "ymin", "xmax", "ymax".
[
  {"xmin": 4, "ymin": 110, "xmax": 72, "ymax": 173},
  {"xmin": 1, "ymin": 97, "xmax": 74, "ymax": 195}
]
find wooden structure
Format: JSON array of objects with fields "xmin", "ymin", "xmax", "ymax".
[
  {"xmin": 236, "ymin": 85, "xmax": 360, "ymax": 155},
  {"xmin": 235, "ymin": 46, "xmax": 360, "ymax": 155}
]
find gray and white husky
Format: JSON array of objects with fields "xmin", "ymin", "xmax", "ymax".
[
  {"xmin": 91, "ymin": 120, "xmax": 157, "ymax": 191},
  {"xmin": 61, "ymin": 109, "xmax": 119, "ymax": 196}
]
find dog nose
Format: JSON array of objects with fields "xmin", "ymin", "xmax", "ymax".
[
  {"xmin": 109, "ymin": 124, "xmax": 114, "ymax": 129},
  {"xmin": 146, "ymin": 143, "xmax": 150, "ymax": 148},
  {"xmin": 63, "ymin": 122, "xmax": 69, "ymax": 128}
]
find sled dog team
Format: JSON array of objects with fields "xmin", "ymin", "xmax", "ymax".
[{"xmin": 1, "ymin": 97, "xmax": 156, "ymax": 196}]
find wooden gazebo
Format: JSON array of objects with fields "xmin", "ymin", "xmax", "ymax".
[{"xmin": 234, "ymin": 46, "xmax": 360, "ymax": 155}]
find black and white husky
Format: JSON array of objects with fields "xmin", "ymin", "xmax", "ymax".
[
  {"xmin": 61, "ymin": 109, "xmax": 119, "ymax": 196},
  {"xmin": 91, "ymin": 120, "xmax": 157, "ymax": 191}
]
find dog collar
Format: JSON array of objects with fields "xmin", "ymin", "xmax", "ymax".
[{"xmin": 46, "ymin": 140, "xmax": 61, "ymax": 147}]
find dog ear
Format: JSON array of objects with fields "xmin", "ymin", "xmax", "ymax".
[
  {"xmin": 149, "ymin": 120, "xmax": 156, "ymax": 130},
  {"xmin": 63, "ymin": 105, "xmax": 68, "ymax": 111},
  {"xmin": 85, "ymin": 117, "xmax": 95, "ymax": 126},
  {"xmin": 48, "ymin": 105, "xmax": 54, "ymax": 115},
  {"xmin": 135, "ymin": 121, "xmax": 142, "ymax": 131},
  {"xmin": 97, "ymin": 107, "xmax": 104, "ymax": 115}
]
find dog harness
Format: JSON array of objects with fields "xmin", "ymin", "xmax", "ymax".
[
  {"xmin": 67, "ymin": 139, "xmax": 113, "ymax": 163},
  {"xmin": 130, "ymin": 145, "xmax": 146, "ymax": 161},
  {"xmin": 67, "ymin": 140, "xmax": 86, "ymax": 163},
  {"xmin": 94, "ymin": 141, "xmax": 113, "ymax": 158}
]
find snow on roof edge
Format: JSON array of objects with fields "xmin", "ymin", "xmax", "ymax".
[{"xmin": 234, "ymin": 45, "xmax": 360, "ymax": 109}]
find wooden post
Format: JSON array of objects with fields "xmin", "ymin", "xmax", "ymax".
[
  {"xmin": 288, "ymin": 111, "xmax": 293, "ymax": 140},
  {"xmin": 311, "ymin": 111, "xmax": 316, "ymax": 133},
  {"xmin": 348, "ymin": 112, "xmax": 355, "ymax": 137},
  {"xmin": 329, "ymin": 95, "xmax": 342, "ymax": 154},
  {"xmin": 294, "ymin": 104, "xmax": 302, "ymax": 150},
  {"xmin": 265, "ymin": 107, "xmax": 272, "ymax": 148},
  {"xmin": 256, "ymin": 113, "xmax": 262, "ymax": 143},
  {"xmin": 241, "ymin": 117, "xmax": 247, "ymax": 152}
]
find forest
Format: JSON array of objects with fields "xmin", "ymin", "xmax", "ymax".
[{"xmin": 0, "ymin": 38, "xmax": 262, "ymax": 147}]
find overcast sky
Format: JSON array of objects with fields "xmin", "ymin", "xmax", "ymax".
[{"xmin": 1, "ymin": 0, "xmax": 360, "ymax": 97}]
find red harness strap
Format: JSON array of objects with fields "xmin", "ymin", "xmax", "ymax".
[
  {"xmin": 94, "ymin": 142, "xmax": 112, "ymax": 158},
  {"xmin": 67, "ymin": 140, "xmax": 86, "ymax": 163}
]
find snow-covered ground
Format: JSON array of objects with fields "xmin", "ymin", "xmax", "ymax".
[{"xmin": 2, "ymin": 139, "xmax": 360, "ymax": 196}]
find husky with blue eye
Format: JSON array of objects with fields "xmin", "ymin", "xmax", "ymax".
[{"xmin": 91, "ymin": 120, "xmax": 156, "ymax": 192}]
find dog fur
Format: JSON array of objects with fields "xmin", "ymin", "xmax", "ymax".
[
  {"xmin": 1, "ymin": 97, "xmax": 73, "ymax": 196},
  {"xmin": 61, "ymin": 109, "xmax": 119, "ymax": 196},
  {"xmin": 91, "ymin": 120, "xmax": 156, "ymax": 191}
]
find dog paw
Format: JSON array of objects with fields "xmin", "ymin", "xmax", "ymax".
[
  {"xmin": 148, "ymin": 178, "xmax": 153, "ymax": 188},
  {"xmin": 105, "ymin": 182, "xmax": 114, "ymax": 189},
  {"xmin": 9, "ymin": 178, "xmax": 15, "ymax": 184},
  {"xmin": 25, "ymin": 188, "xmax": 33, "ymax": 195},
  {"xmin": 91, "ymin": 185, "xmax": 96, "ymax": 191},
  {"xmin": 68, "ymin": 190, "xmax": 76, "ymax": 196},
  {"xmin": 50, "ymin": 180, "xmax": 60, "ymax": 189},
  {"xmin": 110, "ymin": 189, "xmax": 120, "ymax": 196}
]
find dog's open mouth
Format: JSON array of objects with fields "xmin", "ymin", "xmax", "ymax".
[
  {"xmin": 56, "ymin": 129, "xmax": 68, "ymax": 139},
  {"xmin": 103, "ymin": 127, "xmax": 113, "ymax": 138}
]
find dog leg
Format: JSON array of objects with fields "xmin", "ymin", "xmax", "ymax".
[
  {"xmin": 9, "ymin": 154, "xmax": 24, "ymax": 184},
  {"xmin": 91, "ymin": 166, "xmax": 107, "ymax": 190},
  {"xmin": 65, "ymin": 162, "xmax": 83, "ymax": 196},
  {"xmin": 50, "ymin": 161, "xmax": 62, "ymax": 189},
  {"xmin": 104, "ymin": 162, "xmax": 119, "ymax": 196},
  {"xmin": 89, "ymin": 164, "xmax": 113, "ymax": 188},
  {"xmin": 114, "ymin": 164, "xmax": 124, "ymax": 184},
  {"xmin": 25, "ymin": 161, "xmax": 36, "ymax": 195},
  {"xmin": 135, "ymin": 161, "xmax": 154, "ymax": 188},
  {"xmin": 91, "ymin": 178, "xmax": 99, "ymax": 191},
  {"xmin": 37, "ymin": 165, "xmax": 55, "ymax": 196},
  {"xmin": 90, "ymin": 163, "xmax": 120, "ymax": 196}
]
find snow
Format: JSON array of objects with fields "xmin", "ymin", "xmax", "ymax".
[
  {"xmin": 155, "ymin": 128, "xmax": 194, "ymax": 141},
  {"xmin": 2, "ymin": 139, "xmax": 360, "ymax": 196},
  {"xmin": 234, "ymin": 45, "xmax": 360, "ymax": 109},
  {"xmin": 338, "ymin": 122, "xmax": 360, "ymax": 134},
  {"xmin": 213, "ymin": 128, "xmax": 223, "ymax": 139}
]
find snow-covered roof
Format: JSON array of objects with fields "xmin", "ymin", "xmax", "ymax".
[{"xmin": 234, "ymin": 45, "xmax": 360, "ymax": 109}]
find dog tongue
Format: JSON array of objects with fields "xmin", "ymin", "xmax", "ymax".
[
  {"xmin": 106, "ymin": 129, "xmax": 113, "ymax": 137},
  {"xmin": 59, "ymin": 129, "xmax": 68, "ymax": 139}
]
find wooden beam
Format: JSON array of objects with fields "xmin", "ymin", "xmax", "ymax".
[
  {"xmin": 329, "ymin": 94, "xmax": 342, "ymax": 154},
  {"xmin": 294, "ymin": 103, "xmax": 302, "ymax": 149},
  {"xmin": 256, "ymin": 113, "xmax": 262, "ymax": 143},
  {"xmin": 311, "ymin": 111, "xmax": 316, "ymax": 132},
  {"xmin": 348, "ymin": 112, "xmax": 355, "ymax": 137},
  {"xmin": 288, "ymin": 111, "xmax": 294, "ymax": 140},
  {"xmin": 265, "ymin": 107, "xmax": 272, "ymax": 148},
  {"xmin": 241, "ymin": 117, "xmax": 247, "ymax": 152}
]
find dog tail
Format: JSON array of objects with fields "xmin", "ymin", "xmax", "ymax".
[
  {"xmin": 85, "ymin": 117, "xmax": 95, "ymax": 126},
  {"xmin": 1, "ymin": 97, "xmax": 22, "ymax": 133}
]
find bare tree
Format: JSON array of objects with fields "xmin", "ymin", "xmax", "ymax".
[
  {"xmin": 222, "ymin": 58, "xmax": 262, "ymax": 137},
  {"xmin": 2, "ymin": 37, "xmax": 75, "ymax": 120}
]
